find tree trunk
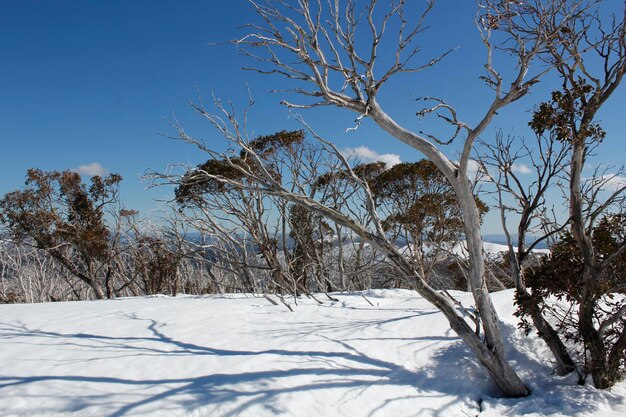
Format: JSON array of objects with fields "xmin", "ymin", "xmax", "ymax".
[
  {"xmin": 91, "ymin": 280, "xmax": 106, "ymax": 300},
  {"xmin": 604, "ymin": 329, "xmax": 626, "ymax": 388},
  {"xmin": 508, "ymin": 248, "xmax": 577, "ymax": 376},
  {"xmin": 531, "ymin": 304, "xmax": 578, "ymax": 376},
  {"xmin": 399, "ymin": 257, "xmax": 531, "ymax": 398},
  {"xmin": 569, "ymin": 139, "xmax": 608, "ymax": 387},
  {"xmin": 455, "ymin": 180, "xmax": 505, "ymax": 353},
  {"xmin": 363, "ymin": 105, "xmax": 530, "ymax": 397}
]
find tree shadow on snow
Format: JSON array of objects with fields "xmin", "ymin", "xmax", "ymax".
[
  {"xmin": 0, "ymin": 315, "xmax": 465, "ymax": 417},
  {"xmin": 0, "ymin": 317, "xmax": 621, "ymax": 417}
]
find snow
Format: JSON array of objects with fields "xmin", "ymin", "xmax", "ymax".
[
  {"xmin": 0, "ymin": 290, "xmax": 624, "ymax": 417},
  {"xmin": 399, "ymin": 241, "xmax": 550, "ymax": 261},
  {"xmin": 455, "ymin": 241, "xmax": 550, "ymax": 257}
]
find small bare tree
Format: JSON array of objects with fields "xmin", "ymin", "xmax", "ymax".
[{"xmin": 477, "ymin": 130, "xmax": 577, "ymax": 375}]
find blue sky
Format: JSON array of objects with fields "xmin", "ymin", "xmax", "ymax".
[{"xmin": 1, "ymin": 0, "xmax": 624, "ymax": 234}]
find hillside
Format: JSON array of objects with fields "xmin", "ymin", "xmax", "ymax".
[{"xmin": 1, "ymin": 290, "xmax": 624, "ymax": 417}]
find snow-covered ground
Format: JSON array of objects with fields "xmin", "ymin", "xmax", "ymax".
[{"xmin": 1, "ymin": 290, "xmax": 624, "ymax": 417}]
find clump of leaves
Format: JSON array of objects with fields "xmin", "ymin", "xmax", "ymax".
[
  {"xmin": 371, "ymin": 160, "xmax": 488, "ymax": 242},
  {"xmin": 529, "ymin": 79, "xmax": 606, "ymax": 144},
  {"xmin": 314, "ymin": 161, "xmax": 387, "ymax": 188},
  {"xmin": 0, "ymin": 169, "xmax": 121, "ymax": 261},
  {"xmin": 176, "ymin": 130, "xmax": 305, "ymax": 205}
]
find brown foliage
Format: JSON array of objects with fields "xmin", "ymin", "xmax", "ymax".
[
  {"xmin": 516, "ymin": 214, "xmax": 626, "ymax": 382},
  {"xmin": 529, "ymin": 80, "xmax": 606, "ymax": 145},
  {"xmin": 371, "ymin": 160, "xmax": 488, "ymax": 242},
  {"xmin": 0, "ymin": 169, "xmax": 123, "ymax": 298},
  {"xmin": 138, "ymin": 237, "xmax": 180, "ymax": 295},
  {"xmin": 175, "ymin": 130, "xmax": 305, "ymax": 205},
  {"xmin": 0, "ymin": 169, "xmax": 121, "ymax": 261}
]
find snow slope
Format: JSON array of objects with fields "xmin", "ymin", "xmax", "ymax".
[
  {"xmin": 0, "ymin": 290, "xmax": 624, "ymax": 417},
  {"xmin": 400, "ymin": 241, "xmax": 550, "ymax": 261}
]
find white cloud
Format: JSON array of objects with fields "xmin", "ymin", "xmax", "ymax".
[
  {"xmin": 466, "ymin": 159, "xmax": 483, "ymax": 180},
  {"xmin": 454, "ymin": 159, "xmax": 486, "ymax": 181},
  {"xmin": 599, "ymin": 174, "xmax": 626, "ymax": 192},
  {"xmin": 72, "ymin": 162, "xmax": 109, "ymax": 177},
  {"xmin": 341, "ymin": 146, "xmax": 401, "ymax": 168},
  {"xmin": 512, "ymin": 163, "xmax": 532, "ymax": 175}
]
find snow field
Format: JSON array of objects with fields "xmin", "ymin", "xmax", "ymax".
[{"xmin": 0, "ymin": 290, "xmax": 624, "ymax": 416}]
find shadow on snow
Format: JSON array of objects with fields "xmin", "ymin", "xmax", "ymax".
[{"xmin": 0, "ymin": 309, "xmax": 619, "ymax": 416}]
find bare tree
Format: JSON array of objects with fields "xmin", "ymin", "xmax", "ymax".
[
  {"xmin": 477, "ymin": 130, "xmax": 577, "ymax": 375},
  {"xmin": 0, "ymin": 240, "xmax": 63, "ymax": 303}
]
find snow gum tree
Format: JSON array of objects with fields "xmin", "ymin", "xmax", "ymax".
[
  {"xmin": 521, "ymin": 18, "xmax": 626, "ymax": 385},
  {"xmin": 212, "ymin": 0, "xmax": 593, "ymax": 397},
  {"xmin": 173, "ymin": 129, "xmax": 344, "ymax": 300},
  {"xmin": 157, "ymin": 0, "xmax": 622, "ymax": 397},
  {"xmin": 175, "ymin": 133, "xmax": 299, "ymax": 296},
  {"xmin": 478, "ymin": 0, "xmax": 626, "ymax": 388}
]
